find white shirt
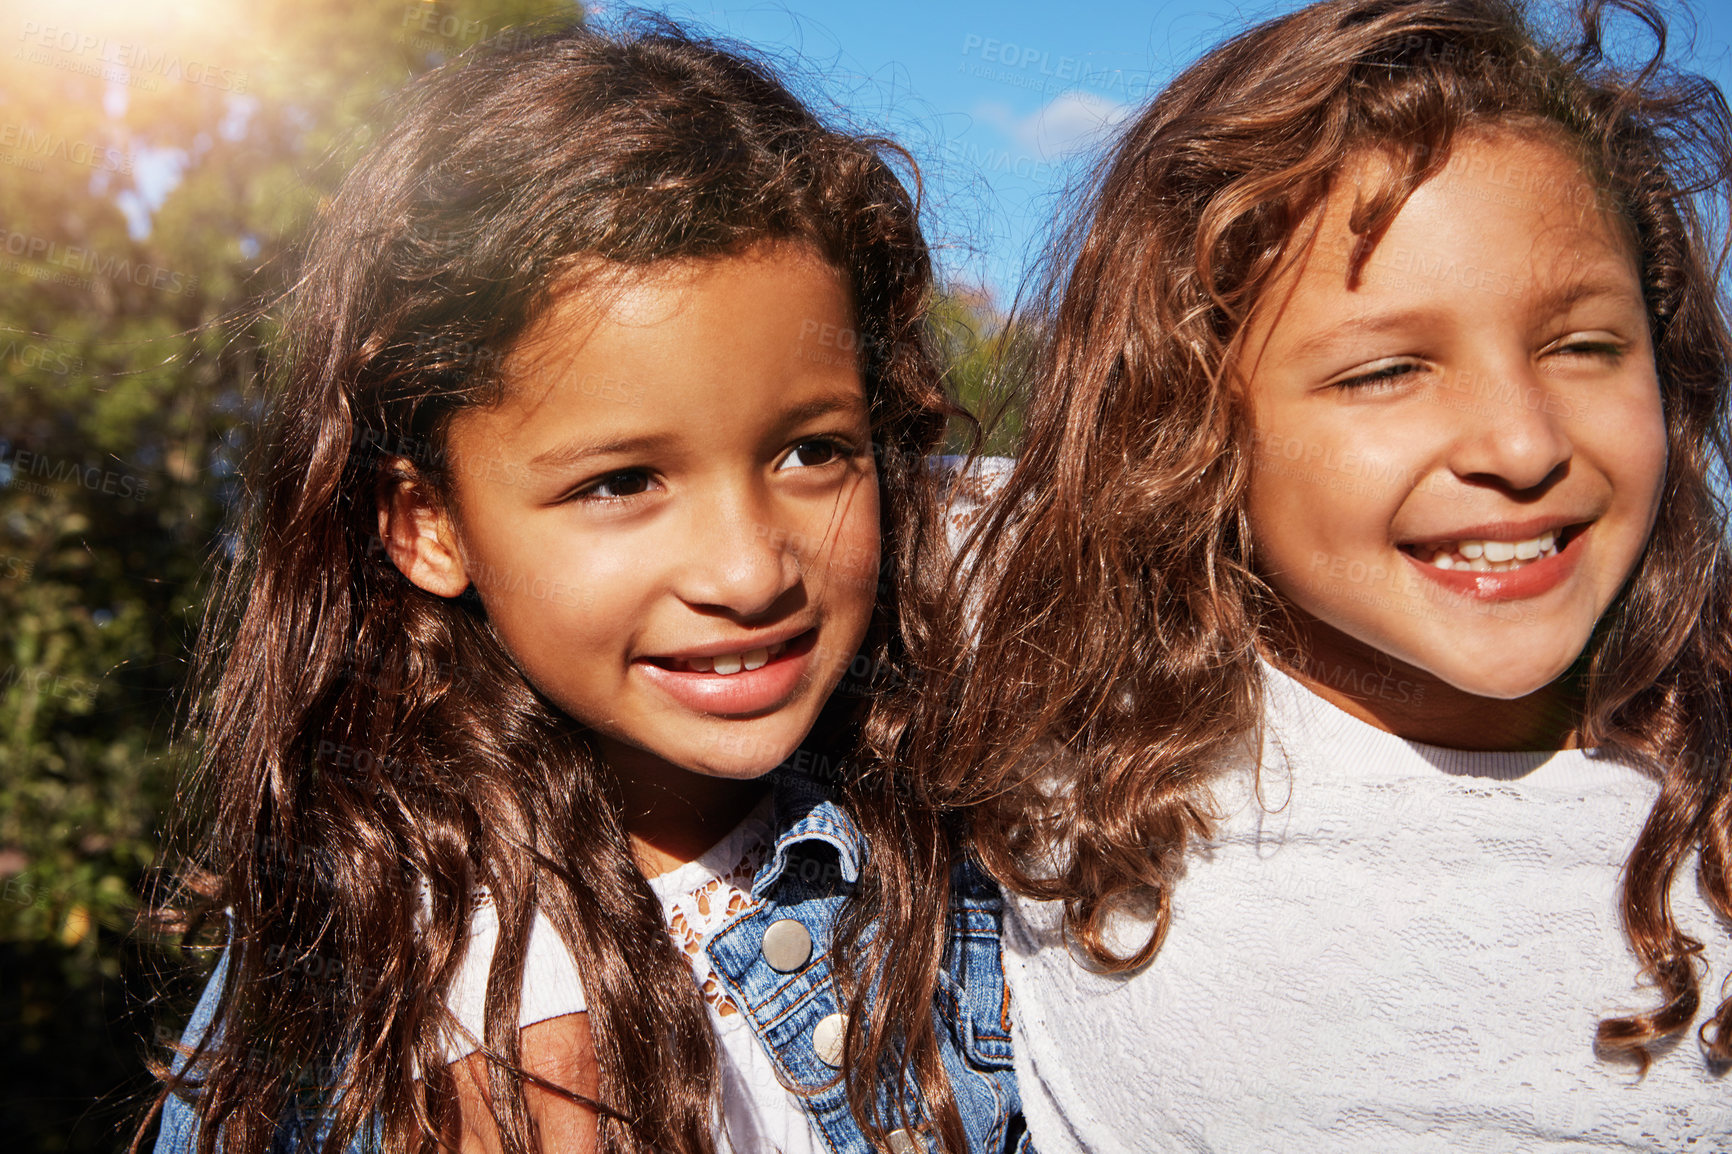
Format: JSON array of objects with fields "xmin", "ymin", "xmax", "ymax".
[
  {"xmin": 1005, "ymin": 665, "xmax": 1732, "ymax": 1152},
  {"xmin": 438, "ymin": 799, "xmax": 822, "ymax": 1154}
]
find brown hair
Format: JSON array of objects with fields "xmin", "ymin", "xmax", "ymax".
[
  {"xmin": 889, "ymin": 0, "xmax": 1732, "ymax": 1068},
  {"xmin": 144, "ymin": 17, "xmax": 966, "ymax": 1154}
]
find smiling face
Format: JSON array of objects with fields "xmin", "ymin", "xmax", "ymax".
[
  {"xmin": 387, "ymin": 244, "xmax": 880, "ymax": 798},
  {"xmin": 1241, "ymin": 131, "xmax": 1667, "ymax": 745}
]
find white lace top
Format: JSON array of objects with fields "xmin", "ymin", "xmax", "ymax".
[
  {"xmin": 1004, "ymin": 664, "xmax": 1732, "ymax": 1152},
  {"xmin": 439, "ymin": 798, "xmax": 822, "ymax": 1154}
]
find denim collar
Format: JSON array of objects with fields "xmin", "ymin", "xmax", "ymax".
[{"xmin": 754, "ymin": 765, "xmax": 863, "ymax": 897}]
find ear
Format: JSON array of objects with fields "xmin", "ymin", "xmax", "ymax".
[{"xmin": 377, "ymin": 464, "xmax": 471, "ymax": 599}]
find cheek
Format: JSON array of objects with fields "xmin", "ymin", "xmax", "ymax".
[
  {"xmin": 464, "ymin": 538, "xmax": 626, "ymax": 690},
  {"xmin": 1245, "ymin": 437, "xmax": 1350, "ymax": 575},
  {"xmin": 839, "ymin": 486, "xmax": 883, "ymax": 605},
  {"xmin": 1244, "ymin": 429, "xmax": 1421, "ymax": 627},
  {"xmin": 1247, "ymin": 406, "xmax": 1335, "ymax": 548},
  {"xmin": 1623, "ymin": 393, "xmax": 1669, "ymax": 518},
  {"xmin": 811, "ymin": 478, "xmax": 881, "ymax": 625},
  {"xmin": 1596, "ymin": 383, "xmax": 1669, "ymax": 582},
  {"xmin": 1247, "ymin": 476, "xmax": 1322, "ymax": 601}
]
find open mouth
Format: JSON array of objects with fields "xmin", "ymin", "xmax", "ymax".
[
  {"xmin": 1400, "ymin": 524, "xmax": 1587, "ymax": 573},
  {"xmin": 645, "ymin": 629, "xmax": 816, "ymax": 676}
]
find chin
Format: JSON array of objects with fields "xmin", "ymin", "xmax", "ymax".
[
  {"xmin": 1425, "ymin": 651, "xmax": 1577, "ymax": 702},
  {"xmin": 678, "ymin": 727, "xmax": 803, "ymax": 779},
  {"xmin": 690, "ymin": 756, "xmax": 786, "ymax": 781}
]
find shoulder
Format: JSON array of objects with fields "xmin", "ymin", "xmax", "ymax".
[
  {"xmin": 153, "ymin": 946, "xmax": 384, "ymax": 1154},
  {"xmin": 439, "ymin": 897, "xmax": 588, "ymax": 1065}
]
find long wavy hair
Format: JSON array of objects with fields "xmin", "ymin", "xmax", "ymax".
[
  {"xmin": 143, "ymin": 19, "xmax": 968, "ymax": 1154},
  {"xmin": 887, "ymin": 0, "xmax": 1732, "ymax": 1069}
]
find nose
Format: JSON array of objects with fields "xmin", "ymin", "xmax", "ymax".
[
  {"xmin": 1444, "ymin": 361, "xmax": 1574, "ymax": 493},
  {"xmin": 674, "ymin": 483, "xmax": 803, "ymax": 618}
]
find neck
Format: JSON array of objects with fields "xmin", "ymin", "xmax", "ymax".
[
  {"xmin": 597, "ymin": 738, "xmax": 770, "ymax": 877},
  {"xmin": 1273, "ymin": 619, "xmax": 1581, "ymax": 752}
]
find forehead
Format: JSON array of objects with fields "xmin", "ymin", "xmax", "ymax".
[
  {"xmin": 1362, "ymin": 128, "xmax": 1631, "ymax": 278},
  {"xmin": 445, "ymin": 244, "xmax": 864, "ymax": 453},
  {"xmin": 518, "ymin": 242, "xmax": 850, "ymax": 353},
  {"xmin": 1242, "ymin": 129, "xmax": 1642, "ymax": 361}
]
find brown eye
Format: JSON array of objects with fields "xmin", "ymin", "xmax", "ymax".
[
  {"xmin": 581, "ymin": 470, "xmax": 653, "ymax": 499},
  {"xmin": 780, "ymin": 440, "xmax": 844, "ymax": 470}
]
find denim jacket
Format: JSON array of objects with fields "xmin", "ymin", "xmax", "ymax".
[
  {"xmin": 155, "ymin": 767, "xmax": 1028, "ymax": 1153},
  {"xmin": 705, "ymin": 766, "xmax": 1029, "ymax": 1153}
]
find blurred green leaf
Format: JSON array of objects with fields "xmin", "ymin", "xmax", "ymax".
[{"xmin": 0, "ymin": 4, "xmax": 584, "ymax": 1149}]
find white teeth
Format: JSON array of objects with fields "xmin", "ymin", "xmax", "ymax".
[
  {"xmin": 677, "ymin": 639, "xmax": 793, "ymax": 674},
  {"xmin": 1414, "ymin": 531, "xmax": 1563, "ymax": 574}
]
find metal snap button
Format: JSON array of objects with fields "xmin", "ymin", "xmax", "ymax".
[
  {"xmin": 886, "ymin": 1128, "xmax": 925, "ymax": 1153},
  {"xmin": 813, "ymin": 1011, "xmax": 847, "ymax": 1067},
  {"xmin": 760, "ymin": 918, "xmax": 813, "ymax": 972}
]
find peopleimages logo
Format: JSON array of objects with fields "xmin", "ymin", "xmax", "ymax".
[
  {"xmin": 15, "ymin": 20, "xmax": 248, "ymax": 93},
  {"xmin": 0, "ymin": 448, "xmax": 150, "ymax": 502},
  {"xmin": 0, "ymin": 123, "xmax": 131, "ymax": 174},
  {"xmin": 0, "ymin": 335, "xmax": 81, "ymax": 375},
  {"xmin": 959, "ymin": 33, "xmax": 1156, "ymax": 100},
  {"xmin": 0, "ymin": 229, "xmax": 198, "ymax": 296}
]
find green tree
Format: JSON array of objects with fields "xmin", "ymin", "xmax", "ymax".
[
  {"xmin": 0, "ymin": 4, "xmax": 579, "ymax": 1149},
  {"xmin": 932, "ymin": 285, "xmax": 1031, "ymax": 457}
]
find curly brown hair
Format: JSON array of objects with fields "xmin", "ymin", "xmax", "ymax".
[
  {"xmin": 887, "ymin": 0, "xmax": 1732, "ymax": 1070},
  {"xmin": 143, "ymin": 17, "xmax": 969, "ymax": 1154}
]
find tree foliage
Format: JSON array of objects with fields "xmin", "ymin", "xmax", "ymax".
[{"xmin": 0, "ymin": 4, "xmax": 580, "ymax": 1149}]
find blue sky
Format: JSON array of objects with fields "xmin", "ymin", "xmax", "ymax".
[{"xmin": 602, "ymin": 0, "xmax": 1732, "ymax": 306}]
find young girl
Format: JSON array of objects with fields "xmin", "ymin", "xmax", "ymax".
[
  {"xmin": 895, "ymin": 0, "xmax": 1732, "ymax": 1148},
  {"xmin": 145, "ymin": 21, "xmax": 1023, "ymax": 1154}
]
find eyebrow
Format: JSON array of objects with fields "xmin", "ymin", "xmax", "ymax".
[
  {"xmin": 1525, "ymin": 274, "xmax": 1644, "ymax": 319},
  {"xmin": 774, "ymin": 392, "xmax": 869, "ymax": 429},
  {"xmin": 524, "ymin": 390, "xmax": 867, "ymax": 470},
  {"xmin": 1283, "ymin": 307, "xmax": 1452, "ymax": 362},
  {"xmin": 528, "ymin": 432, "xmax": 681, "ymax": 469},
  {"xmin": 1283, "ymin": 274, "xmax": 1641, "ymax": 363}
]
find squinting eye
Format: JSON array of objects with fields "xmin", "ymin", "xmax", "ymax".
[
  {"xmin": 781, "ymin": 440, "xmax": 845, "ymax": 469},
  {"xmin": 1553, "ymin": 340, "xmax": 1623, "ymax": 360},
  {"xmin": 1337, "ymin": 360, "xmax": 1425, "ymax": 391},
  {"xmin": 580, "ymin": 470, "xmax": 653, "ymax": 500}
]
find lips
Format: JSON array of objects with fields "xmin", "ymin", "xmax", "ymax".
[
  {"xmin": 1400, "ymin": 523, "xmax": 1587, "ymax": 574},
  {"xmin": 1399, "ymin": 522, "xmax": 1589, "ymax": 600},
  {"xmin": 635, "ymin": 629, "xmax": 819, "ymax": 716}
]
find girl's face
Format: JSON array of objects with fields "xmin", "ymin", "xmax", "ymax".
[
  {"xmin": 1242, "ymin": 131, "xmax": 1667, "ymax": 743},
  {"xmin": 392, "ymin": 244, "xmax": 880, "ymax": 783}
]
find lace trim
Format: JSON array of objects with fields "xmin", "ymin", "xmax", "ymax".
[
  {"xmin": 652, "ymin": 801, "xmax": 774, "ymax": 1017},
  {"xmin": 940, "ymin": 455, "xmax": 1013, "ymax": 547}
]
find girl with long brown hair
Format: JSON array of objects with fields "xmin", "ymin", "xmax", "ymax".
[
  {"xmin": 145, "ymin": 18, "xmax": 1023, "ymax": 1154},
  {"xmin": 894, "ymin": 0, "xmax": 1732, "ymax": 1147}
]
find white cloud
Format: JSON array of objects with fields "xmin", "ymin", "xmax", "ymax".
[{"xmin": 976, "ymin": 90, "xmax": 1132, "ymax": 162}]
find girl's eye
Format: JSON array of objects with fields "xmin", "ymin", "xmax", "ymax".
[
  {"xmin": 1334, "ymin": 359, "xmax": 1426, "ymax": 391},
  {"xmin": 1547, "ymin": 334, "xmax": 1624, "ymax": 361},
  {"xmin": 576, "ymin": 469, "xmax": 654, "ymax": 500},
  {"xmin": 779, "ymin": 439, "xmax": 847, "ymax": 470}
]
